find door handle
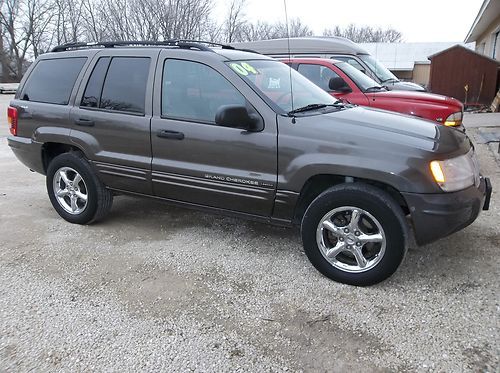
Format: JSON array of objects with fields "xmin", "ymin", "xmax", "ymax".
[
  {"xmin": 157, "ymin": 130, "xmax": 185, "ymax": 140},
  {"xmin": 75, "ymin": 118, "xmax": 95, "ymax": 127}
]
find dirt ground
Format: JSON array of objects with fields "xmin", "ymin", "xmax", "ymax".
[{"xmin": 0, "ymin": 94, "xmax": 498, "ymax": 372}]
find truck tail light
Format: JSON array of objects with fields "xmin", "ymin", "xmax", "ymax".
[{"xmin": 7, "ymin": 106, "xmax": 18, "ymax": 136}]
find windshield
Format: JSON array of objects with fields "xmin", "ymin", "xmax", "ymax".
[
  {"xmin": 359, "ymin": 55, "xmax": 398, "ymax": 83},
  {"xmin": 226, "ymin": 60, "xmax": 337, "ymax": 113},
  {"xmin": 335, "ymin": 62, "xmax": 384, "ymax": 91}
]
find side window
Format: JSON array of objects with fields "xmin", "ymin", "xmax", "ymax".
[
  {"xmin": 334, "ymin": 57, "xmax": 366, "ymax": 73},
  {"xmin": 21, "ymin": 57, "xmax": 87, "ymax": 105},
  {"xmin": 297, "ymin": 64, "xmax": 341, "ymax": 91},
  {"xmin": 162, "ymin": 59, "xmax": 246, "ymax": 124},
  {"xmin": 81, "ymin": 57, "xmax": 110, "ymax": 108},
  {"xmin": 99, "ymin": 57, "xmax": 150, "ymax": 114}
]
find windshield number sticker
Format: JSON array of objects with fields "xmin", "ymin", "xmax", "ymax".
[{"xmin": 230, "ymin": 62, "xmax": 258, "ymax": 76}]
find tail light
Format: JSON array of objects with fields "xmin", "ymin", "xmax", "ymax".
[{"xmin": 7, "ymin": 106, "xmax": 18, "ymax": 136}]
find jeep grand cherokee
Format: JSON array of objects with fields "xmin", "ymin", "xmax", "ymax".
[{"xmin": 7, "ymin": 40, "xmax": 492, "ymax": 286}]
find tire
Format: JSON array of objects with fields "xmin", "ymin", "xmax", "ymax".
[
  {"xmin": 46, "ymin": 152, "xmax": 113, "ymax": 224},
  {"xmin": 301, "ymin": 183, "xmax": 408, "ymax": 286}
]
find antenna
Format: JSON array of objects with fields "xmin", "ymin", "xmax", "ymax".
[{"xmin": 283, "ymin": 0, "xmax": 295, "ymax": 115}]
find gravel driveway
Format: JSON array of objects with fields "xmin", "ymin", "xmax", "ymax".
[{"xmin": 0, "ymin": 94, "xmax": 498, "ymax": 372}]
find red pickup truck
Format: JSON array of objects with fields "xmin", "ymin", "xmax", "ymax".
[{"xmin": 283, "ymin": 58, "xmax": 464, "ymax": 127}]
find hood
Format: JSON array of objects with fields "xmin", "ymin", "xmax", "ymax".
[
  {"xmin": 281, "ymin": 105, "xmax": 472, "ymax": 194},
  {"xmin": 385, "ymin": 80, "xmax": 426, "ymax": 92},
  {"xmin": 297, "ymin": 106, "xmax": 469, "ymax": 155},
  {"xmin": 371, "ymin": 90, "xmax": 463, "ymax": 110}
]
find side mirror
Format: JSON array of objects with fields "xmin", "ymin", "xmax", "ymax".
[
  {"xmin": 328, "ymin": 77, "xmax": 352, "ymax": 93},
  {"xmin": 215, "ymin": 104, "xmax": 263, "ymax": 132}
]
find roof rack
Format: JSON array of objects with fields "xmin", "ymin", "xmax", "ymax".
[{"xmin": 51, "ymin": 40, "xmax": 237, "ymax": 53}]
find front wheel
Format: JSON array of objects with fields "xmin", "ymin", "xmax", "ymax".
[
  {"xmin": 301, "ymin": 183, "xmax": 408, "ymax": 286},
  {"xmin": 46, "ymin": 152, "xmax": 113, "ymax": 224}
]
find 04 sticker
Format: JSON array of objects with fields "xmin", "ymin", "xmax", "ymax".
[{"xmin": 230, "ymin": 62, "xmax": 258, "ymax": 75}]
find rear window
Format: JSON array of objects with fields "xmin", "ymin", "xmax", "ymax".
[{"xmin": 21, "ymin": 57, "xmax": 87, "ymax": 105}]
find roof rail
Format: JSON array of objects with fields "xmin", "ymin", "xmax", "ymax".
[{"xmin": 51, "ymin": 40, "xmax": 237, "ymax": 53}]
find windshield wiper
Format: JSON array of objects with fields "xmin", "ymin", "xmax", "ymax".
[
  {"xmin": 381, "ymin": 78, "xmax": 398, "ymax": 84},
  {"xmin": 288, "ymin": 104, "xmax": 327, "ymax": 115},
  {"xmin": 364, "ymin": 86, "xmax": 385, "ymax": 92},
  {"xmin": 287, "ymin": 103, "xmax": 342, "ymax": 116}
]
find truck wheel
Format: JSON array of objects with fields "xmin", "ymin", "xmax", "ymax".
[
  {"xmin": 301, "ymin": 183, "xmax": 407, "ymax": 286},
  {"xmin": 46, "ymin": 152, "xmax": 113, "ymax": 224}
]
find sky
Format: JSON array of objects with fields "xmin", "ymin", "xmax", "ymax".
[{"xmin": 214, "ymin": 0, "xmax": 485, "ymax": 42}]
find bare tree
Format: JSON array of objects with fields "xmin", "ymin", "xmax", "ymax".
[
  {"xmin": 380, "ymin": 28, "xmax": 403, "ymax": 43},
  {"xmin": 223, "ymin": 0, "xmax": 246, "ymax": 43},
  {"xmin": 284, "ymin": 18, "xmax": 313, "ymax": 38},
  {"xmin": 142, "ymin": 0, "xmax": 212, "ymax": 40},
  {"xmin": 235, "ymin": 18, "xmax": 312, "ymax": 42},
  {"xmin": 128, "ymin": 0, "xmax": 160, "ymax": 40},
  {"xmin": 240, "ymin": 21, "xmax": 275, "ymax": 41},
  {"xmin": 0, "ymin": 0, "xmax": 404, "ymax": 83},
  {"xmin": 177, "ymin": 0, "xmax": 212, "ymax": 39},
  {"xmin": 53, "ymin": 0, "xmax": 86, "ymax": 44},
  {"xmin": 80, "ymin": 0, "xmax": 107, "ymax": 41},
  {"xmin": 0, "ymin": 0, "xmax": 219, "ymax": 80},
  {"xmin": 323, "ymin": 24, "xmax": 403, "ymax": 43},
  {"xmin": 101, "ymin": 0, "xmax": 133, "ymax": 40},
  {"xmin": 26, "ymin": 0, "xmax": 56, "ymax": 57},
  {"xmin": 0, "ymin": 22, "xmax": 12, "ymax": 81},
  {"xmin": 0, "ymin": 0, "xmax": 32, "ymax": 79},
  {"xmin": 204, "ymin": 18, "xmax": 224, "ymax": 43}
]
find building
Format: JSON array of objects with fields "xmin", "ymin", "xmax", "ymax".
[
  {"xmin": 359, "ymin": 42, "xmax": 474, "ymax": 88},
  {"xmin": 428, "ymin": 45, "xmax": 499, "ymax": 106},
  {"xmin": 465, "ymin": 0, "xmax": 500, "ymax": 60}
]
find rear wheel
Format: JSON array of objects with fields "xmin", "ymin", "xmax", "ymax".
[
  {"xmin": 301, "ymin": 183, "xmax": 407, "ymax": 286},
  {"xmin": 46, "ymin": 152, "xmax": 113, "ymax": 224}
]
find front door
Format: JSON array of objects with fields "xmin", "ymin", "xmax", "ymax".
[
  {"xmin": 150, "ymin": 54, "xmax": 277, "ymax": 216},
  {"xmin": 296, "ymin": 62, "xmax": 370, "ymax": 106}
]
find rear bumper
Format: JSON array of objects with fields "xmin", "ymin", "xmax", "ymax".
[
  {"xmin": 7, "ymin": 136, "xmax": 45, "ymax": 174},
  {"xmin": 402, "ymin": 176, "xmax": 491, "ymax": 246}
]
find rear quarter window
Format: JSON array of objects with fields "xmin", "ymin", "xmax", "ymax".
[{"xmin": 21, "ymin": 57, "xmax": 87, "ymax": 105}]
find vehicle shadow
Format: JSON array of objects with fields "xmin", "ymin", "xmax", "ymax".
[
  {"xmin": 104, "ymin": 194, "xmax": 300, "ymax": 242},
  {"xmin": 102, "ymin": 195, "xmax": 492, "ymax": 289}
]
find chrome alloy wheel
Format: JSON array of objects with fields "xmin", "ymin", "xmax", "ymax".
[
  {"xmin": 316, "ymin": 206, "xmax": 386, "ymax": 273},
  {"xmin": 52, "ymin": 167, "xmax": 88, "ymax": 215}
]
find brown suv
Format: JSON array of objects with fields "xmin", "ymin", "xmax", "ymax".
[{"xmin": 7, "ymin": 41, "xmax": 491, "ymax": 286}]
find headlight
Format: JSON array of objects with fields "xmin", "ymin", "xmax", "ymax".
[
  {"xmin": 430, "ymin": 151, "xmax": 479, "ymax": 192},
  {"xmin": 443, "ymin": 111, "xmax": 463, "ymax": 127}
]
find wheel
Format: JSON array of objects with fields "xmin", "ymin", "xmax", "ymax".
[
  {"xmin": 301, "ymin": 183, "xmax": 407, "ymax": 286},
  {"xmin": 46, "ymin": 152, "xmax": 113, "ymax": 224}
]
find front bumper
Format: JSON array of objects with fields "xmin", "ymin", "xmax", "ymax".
[{"xmin": 402, "ymin": 176, "xmax": 491, "ymax": 246}]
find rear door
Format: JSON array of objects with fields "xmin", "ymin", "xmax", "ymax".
[
  {"xmin": 70, "ymin": 49, "xmax": 158, "ymax": 194},
  {"xmin": 150, "ymin": 52, "xmax": 277, "ymax": 216}
]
